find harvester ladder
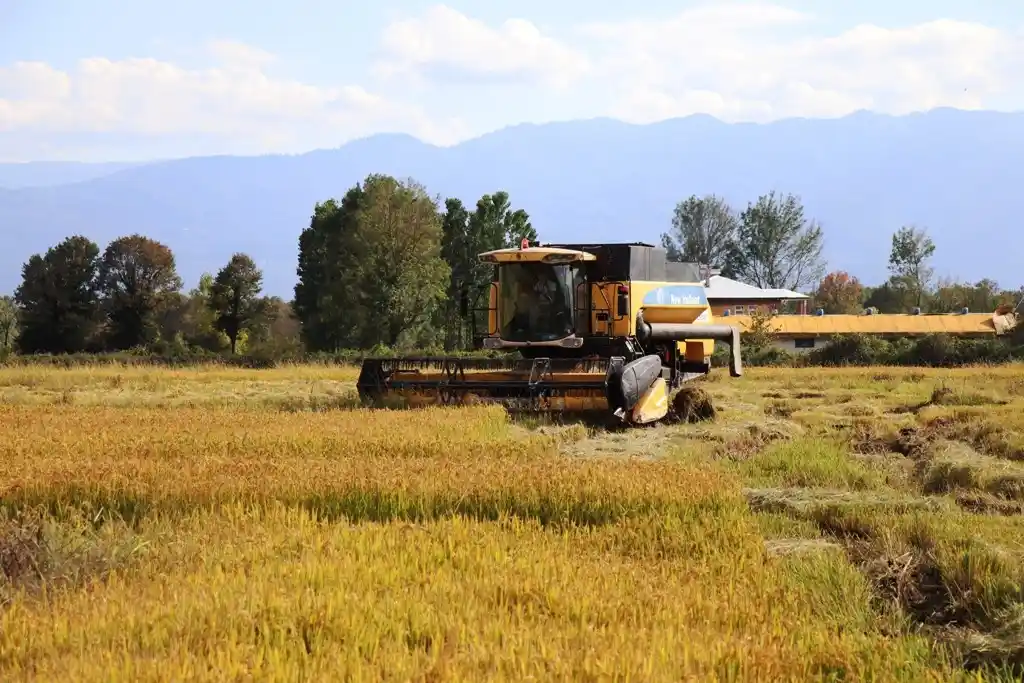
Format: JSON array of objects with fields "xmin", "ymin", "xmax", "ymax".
[{"xmin": 528, "ymin": 358, "xmax": 552, "ymax": 393}]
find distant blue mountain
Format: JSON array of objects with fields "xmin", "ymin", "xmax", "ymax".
[
  {"xmin": 0, "ymin": 160, "xmax": 145, "ymax": 188},
  {"xmin": 1, "ymin": 108, "xmax": 1020, "ymax": 298}
]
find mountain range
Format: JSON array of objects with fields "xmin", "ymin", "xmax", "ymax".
[{"xmin": 1, "ymin": 107, "xmax": 1020, "ymax": 299}]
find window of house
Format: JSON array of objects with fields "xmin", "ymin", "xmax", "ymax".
[
  {"xmin": 733, "ymin": 305, "xmax": 745, "ymax": 314},
  {"xmin": 794, "ymin": 338, "xmax": 815, "ymax": 349}
]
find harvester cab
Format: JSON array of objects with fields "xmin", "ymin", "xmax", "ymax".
[{"xmin": 357, "ymin": 241, "xmax": 743, "ymax": 426}]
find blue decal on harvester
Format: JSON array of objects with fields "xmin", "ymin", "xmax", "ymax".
[{"xmin": 642, "ymin": 285, "xmax": 708, "ymax": 306}]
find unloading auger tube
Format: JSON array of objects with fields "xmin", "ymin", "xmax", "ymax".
[{"xmin": 635, "ymin": 310, "xmax": 744, "ymax": 378}]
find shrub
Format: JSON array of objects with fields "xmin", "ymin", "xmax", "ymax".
[
  {"xmin": 739, "ymin": 309, "xmax": 778, "ymax": 354},
  {"xmin": 792, "ymin": 333, "xmax": 1022, "ymax": 368},
  {"xmin": 747, "ymin": 347, "xmax": 796, "ymax": 367},
  {"xmin": 805, "ymin": 334, "xmax": 895, "ymax": 367}
]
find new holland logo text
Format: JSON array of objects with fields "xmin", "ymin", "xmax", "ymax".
[{"xmin": 644, "ymin": 286, "xmax": 707, "ymax": 306}]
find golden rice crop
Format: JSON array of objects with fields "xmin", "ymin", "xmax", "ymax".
[
  {"xmin": 0, "ymin": 363, "xmax": 360, "ymax": 389},
  {"xmin": 0, "ymin": 404, "xmax": 741, "ymax": 527},
  {"xmin": 0, "ymin": 364, "xmax": 361, "ymax": 409},
  {"xmin": 0, "ymin": 506, "xmax": 952, "ymax": 682},
  {"xmin": 2, "ymin": 362, "xmax": 1023, "ymax": 681}
]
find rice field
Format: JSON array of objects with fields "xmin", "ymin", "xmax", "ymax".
[{"xmin": 1, "ymin": 362, "xmax": 1024, "ymax": 681}]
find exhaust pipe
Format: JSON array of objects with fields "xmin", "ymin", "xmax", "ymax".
[{"xmin": 636, "ymin": 311, "xmax": 743, "ymax": 378}]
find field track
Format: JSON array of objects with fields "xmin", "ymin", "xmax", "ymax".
[{"xmin": 1, "ymin": 363, "xmax": 1023, "ymax": 681}]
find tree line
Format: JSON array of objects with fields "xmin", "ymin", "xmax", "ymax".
[
  {"xmin": 0, "ymin": 174, "xmax": 535, "ymax": 357},
  {"xmin": 1, "ymin": 176, "xmax": 1020, "ymax": 360},
  {"xmin": 1, "ymin": 235, "xmax": 282, "ymax": 357},
  {"xmin": 660, "ymin": 193, "xmax": 1022, "ymax": 314}
]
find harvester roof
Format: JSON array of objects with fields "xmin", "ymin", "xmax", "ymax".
[
  {"xmin": 478, "ymin": 246, "xmax": 597, "ymax": 264},
  {"xmin": 542, "ymin": 242, "xmax": 704, "ymax": 283}
]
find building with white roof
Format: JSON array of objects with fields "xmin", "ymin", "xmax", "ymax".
[{"xmin": 703, "ymin": 273, "xmax": 811, "ymax": 316}]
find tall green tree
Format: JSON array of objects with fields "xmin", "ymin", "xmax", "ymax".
[
  {"xmin": 354, "ymin": 175, "xmax": 450, "ymax": 348},
  {"xmin": 14, "ymin": 235, "xmax": 102, "ymax": 354},
  {"xmin": 98, "ymin": 234, "xmax": 183, "ymax": 350},
  {"xmin": 0, "ymin": 295, "xmax": 17, "ymax": 353},
  {"xmin": 209, "ymin": 253, "xmax": 264, "ymax": 353},
  {"xmin": 729, "ymin": 191, "xmax": 825, "ymax": 292},
  {"xmin": 179, "ymin": 273, "xmax": 230, "ymax": 351},
  {"xmin": 439, "ymin": 198, "xmax": 473, "ymax": 349},
  {"xmin": 294, "ymin": 187, "xmax": 370, "ymax": 351},
  {"xmin": 660, "ymin": 194, "xmax": 738, "ymax": 273},
  {"xmin": 294, "ymin": 174, "xmax": 451, "ymax": 351},
  {"xmin": 888, "ymin": 225, "xmax": 935, "ymax": 308},
  {"xmin": 468, "ymin": 191, "xmax": 537, "ymax": 252},
  {"xmin": 440, "ymin": 191, "xmax": 537, "ymax": 348}
]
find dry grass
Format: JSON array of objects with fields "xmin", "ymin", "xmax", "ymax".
[{"xmin": 1, "ymin": 362, "xmax": 1023, "ymax": 680}]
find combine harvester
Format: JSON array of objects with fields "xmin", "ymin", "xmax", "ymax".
[{"xmin": 357, "ymin": 241, "xmax": 744, "ymax": 426}]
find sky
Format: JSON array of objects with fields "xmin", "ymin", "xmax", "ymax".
[{"xmin": 1, "ymin": 0, "xmax": 1022, "ymax": 162}]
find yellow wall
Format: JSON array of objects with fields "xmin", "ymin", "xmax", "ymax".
[{"xmin": 718, "ymin": 313, "xmax": 997, "ymax": 335}]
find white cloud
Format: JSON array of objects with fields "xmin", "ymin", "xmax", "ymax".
[
  {"xmin": 573, "ymin": 4, "xmax": 1024, "ymax": 123},
  {"xmin": 206, "ymin": 40, "xmax": 277, "ymax": 69},
  {"xmin": 375, "ymin": 4, "xmax": 590, "ymax": 89},
  {"xmin": 0, "ymin": 41, "xmax": 468, "ymax": 160},
  {"xmin": 2, "ymin": 4, "xmax": 1023, "ymax": 161},
  {"xmin": 367, "ymin": 3, "xmax": 1024, "ymax": 125}
]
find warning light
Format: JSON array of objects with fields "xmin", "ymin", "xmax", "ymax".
[{"xmin": 521, "ymin": 238, "xmax": 529, "ymax": 249}]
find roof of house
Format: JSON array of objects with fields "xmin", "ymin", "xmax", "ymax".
[
  {"xmin": 718, "ymin": 312, "xmax": 1001, "ymax": 336},
  {"xmin": 703, "ymin": 275, "xmax": 809, "ymax": 301}
]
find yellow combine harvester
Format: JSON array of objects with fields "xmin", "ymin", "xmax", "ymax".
[{"xmin": 357, "ymin": 241, "xmax": 743, "ymax": 426}]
